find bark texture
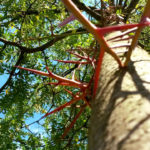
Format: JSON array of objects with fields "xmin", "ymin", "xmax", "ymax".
[{"xmin": 89, "ymin": 32, "xmax": 150, "ymax": 150}]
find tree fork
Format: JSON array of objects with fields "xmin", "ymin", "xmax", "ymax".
[{"xmin": 89, "ymin": 32, "xmax": 150, "ymax": 150}]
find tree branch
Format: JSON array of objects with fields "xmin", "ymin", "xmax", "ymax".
[
  {"xmin": 0, "ymin": 52, "xmax": 24, "ymax": 93},
  {"xmin": 72, "ymin": 0, "xmax": 101, "ymax": 21},
  {"xmin": 0, "ymin": 28, "xmax": 87, "ymax": 53}
]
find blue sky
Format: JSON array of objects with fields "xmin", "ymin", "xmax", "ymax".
[{"xmin": 0, "ymin": 74, "xmax": 9, "ymax": 88}]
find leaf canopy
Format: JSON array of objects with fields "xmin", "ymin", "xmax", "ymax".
[{"xmin": 0, "ymin": 0, "xmax": 149, "ymax": 149}]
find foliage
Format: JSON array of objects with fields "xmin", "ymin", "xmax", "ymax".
[{"xmin": 0, "ymin": 0, "xmax": 149, "ymax": 149}]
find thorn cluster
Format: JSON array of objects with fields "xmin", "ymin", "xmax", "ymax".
[{"xmin": 16, "ymin": 48, "xmax": 94, "ymax": 138}]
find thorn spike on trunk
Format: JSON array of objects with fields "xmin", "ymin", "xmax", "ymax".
[
  {"xmin": 58, "ymin": 14, "xmax": 76, "ymax": 27},
  {"xmin": 97, "ymin": 23, "xmax": 149, "ymax": 35},
  {"xmin": 41, "ymin": 97, "xmax": 81, "ymax": 119},
  {"xmin": 111, "ymin": 36, "xmax": 134, "ymax": 42},
  {"xmin": 111, "ymin": 44, "xmax": 131, "ymax": 49},
  {"xmin": 64, "ymin": 89, "xmax": 75, "ymax": 97},
  {"xmin": 93, "ymin": 48, "xmax": 105, "ymax": 96},
  {"xmin": 107, "ymin": 28, "xmax": 137, "ymax": 41},
  {"xmin": 62, "ymin": 105, "xmax": 86, "ymax": 138},
  {"xmin": 16, "ymin": 66, "xmax": 50, "ymax": 77}
]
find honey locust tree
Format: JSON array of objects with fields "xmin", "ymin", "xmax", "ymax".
[{"xmin": 0, "ymin": 0, "xmax": 150, "ymax": 150}]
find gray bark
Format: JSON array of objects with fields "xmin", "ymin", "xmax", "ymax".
[{"xmin": 89, "ymin": 32, "xmax": 150, "ymax": 150}]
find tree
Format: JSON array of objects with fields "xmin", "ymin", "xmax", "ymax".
[{"xmin": 0, "ymin": 0, "xmax": 150, "ymax": 149}]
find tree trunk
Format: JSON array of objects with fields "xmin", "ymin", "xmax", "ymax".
[{"xmin": 89, "ymin": 32, "xmax": 150, "ymax": 150}]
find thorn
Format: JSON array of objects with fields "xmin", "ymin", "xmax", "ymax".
[
  {"xmin": 107, "ymin": 28, "xmax": 137, "ymax": 41},
  {"xmin": 97, "ymin": 23, "xmax": 148, "ymax": 35},
  {"xmin": 58, "ymin": 14, "xmax": 76, "ymax": 27},
  {"xmin": 111, "ymin": 44, "xmax": 131, "ymax": 49},
  {"xmin": 61, "ymin": 105, "xmax": 86, "ymax": 138},
  {"xmin": 64, "ymin": 89, "xmax": 75, "ymax": 97},
  {"xmin": 45, "ymin": 66, "xmax": 86, "ymax": 89},
  {"xmin": 69, "ymin": 51, "xmax": 86, "ymax": 60},
  {"xmin": 16, "ymin": 66, "xmax": 50, "ymax": 77},
  {"xmin": 93, "ymin": 48, "xmax": 105, "ymax": 97},
  {"xmin": 41, "ymin": 97, "xmax": 81, "ymax": 120},
  {"xmin": 111, "ymin": 36, "xmax": 134, "ymax": 42}
]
